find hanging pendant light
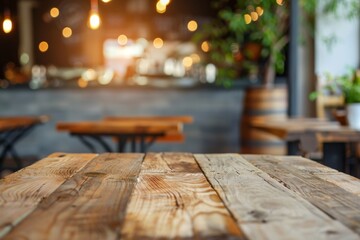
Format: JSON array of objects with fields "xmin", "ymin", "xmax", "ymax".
[
  {"xmin": 2, "ymin": 8, "xmax": 13, "ymax": 34},
  {"xmin": 88, "ymin": 0, "xmax": 101, "ymax": 30}
]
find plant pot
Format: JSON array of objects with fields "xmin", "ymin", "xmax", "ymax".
[{"xmin": 346, "ymin": 103, "xmax": 360, "ymax": 130}]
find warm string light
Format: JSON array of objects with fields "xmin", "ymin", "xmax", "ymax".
[
  {"xmin": 89, "ymin": 0, "xmax": 101, "ymax": 30},
  {"xmin": 2, "ymin": 8, "xmax": 13, "ymax": 34},
  {"xmin": 156, "ymin": 0, "xmax": 171, "ymax": 14}
]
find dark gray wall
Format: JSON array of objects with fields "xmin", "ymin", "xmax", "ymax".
[{"xmin": 0, "ymin": 87, "xmax": 244, "ymax": 159}]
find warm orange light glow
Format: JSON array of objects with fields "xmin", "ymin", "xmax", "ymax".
[
  {"xmin": 117, "ymin": 34, "xmax": 128, "ymax": 45},
  {"xmin": 62, "ymin": 27, "xmax": 72, "ymax": 38},
  {"xmin": 256, "ymin": 7, "xmax": 264, "ymax": 16},
  {"xmin": 89, "ymin": 11, "xmax": 101, "ymax": 29},
  {"xmin": 159, "ymin": 0, "xmax": 170, "ymax": 5},
  {"xmin": 276, "ymin": 0, "xmax": 284, "ymax": 5},
  {"xmin": 2, "ymin": 18, "xmax": 12, "ymax": 33},
  {"xmin": 156, "ymin": 2, "xmax": 166, "ymax": 14},
  {"xmin": 201, "ymin": 41, "xmax": 210, "ymax": 52},
  {"xmin": 182, "ymin": 56, "xmax": 193, "ymax": 68},
  {"xmin": 102, "ymin": 0, "xmax": 112, "ymax": 2},
  {"xmin": 78, "ymin": 78, "xmax": 88, "ymax": 88},
  {"xmin": 153, "ymin": 38, "xmax": 164, "ymax": 48},
  {"xmin": 251, "ymin": 12, "xmax": 259, "ymax": 21},
  {"xmin": 244, "ymin": 14, "xmax": 252, "ymax": 24},
  {"xmin": 190, "ymin": 53, "xmax": 201, "ymax": 63},
  {"xmin": 39, "ymin": 41, "xmax": 49, "ymax": 52},
  {"xmin": 187, "ymin": 20, "xmax": 198, "ymax": 32},
  {"xmin": 50, "ymin": 7, "xmax": 59, "ymax": 18}
]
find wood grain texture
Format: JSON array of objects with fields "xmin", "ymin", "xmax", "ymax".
[
  {"xmin": 0, "ymin": 153, "xmax": 97, "ymax": 238},
  {"xmin": 194, "ymin": 154, "xmax": 359, "ymax": 240},
  {"xmin": 141, "ymin": 152, "xmax": 203, "ymax": 173},
  {"xmin": 245, "ymin": 154, "xmax": 360, "ymax": 236},
  {"xmin": 121, "ymin": 153, "xmax": 245, "ymax": 239},
  {"xmin": 2, "ymin": 153, "xmax": 144, "ymax": 240}
]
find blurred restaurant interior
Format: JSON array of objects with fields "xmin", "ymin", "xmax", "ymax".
[{"xmin": 1, "ymin": 0, "xmax": 360, "ymax": 176}]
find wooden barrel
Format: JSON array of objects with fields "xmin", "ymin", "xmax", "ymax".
[{"xmin": 240, "ymin": 85, "xmax": 288, "ymax": 155}]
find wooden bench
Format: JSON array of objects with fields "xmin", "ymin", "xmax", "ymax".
[
  {"xmin": 1, "ymin": 152, "xmax": 360, "ymax": 239},
  {"xmin": 103, "ymin": 115, "xmax": 194, "ymax": 143},
  {"xmin": 56, "ymin": 118, "xmax": 191, "ymax": 152},
  {"xmin": 0, "ymin": 115, "xmax": 49, "ymax": 171}
]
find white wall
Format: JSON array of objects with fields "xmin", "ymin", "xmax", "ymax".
[{"xmin": 315, "ymin": 1, "xmax": 360, "ymax": 77}]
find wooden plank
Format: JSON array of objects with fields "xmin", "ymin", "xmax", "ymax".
[
  {"xmin": 140, "ymin": 152, "xmax": 202, "ymax": 173},
  {"xmin": 104, "ymin": 115, "xmax": 194, "ymax": 123},
  {"xmin": 0, "ymin": 153, "xmax": 97, "ymax": 238},
  {"xmin": 121, "ymin": 153, "xmax": 245, "ymax": 239},
  {"xmin": 245, "ymin": 154, "xmax": 360, "ymax": 235},
  {"xmin": 194, "ymin": 154, "xmax": 359, "ymax": 240},
  {"xmin": 252, "ymin": 155, "xmax": 360, "ymax": 196},
  {"xmin": 2, "ymin": 153, "xmax": 144, "ymax": 240},
  {"xmin": 56, "ymin": 121, "xmax": 180, "ymax": 135}
]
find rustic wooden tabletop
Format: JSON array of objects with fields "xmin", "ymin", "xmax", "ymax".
[{"xmin": 1, "ymin": 152, "xmax": 360, "ymax": 239}]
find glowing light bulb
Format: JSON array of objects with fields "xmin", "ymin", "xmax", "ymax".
[
  {"xmin": 159, "ymin": 0, "xmax": 170, "ymax": 5},
  {"xmin": 3, "ymin": 18, "xmax": 12, "ymax": 33},
  {"xmin": 102, "ymin": 0, "xmax": 112, "ymax": 2},
  {"xmin": 89, "ymin": 11, "xmax": 101, "ymax": 30}
]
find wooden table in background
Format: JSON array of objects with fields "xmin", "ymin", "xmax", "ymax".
[
  {"xmin": 0, "ymin": 115, "xmax": 48, "ymax": 171},
  {"xmin": 57, "ymin": 116, "xmax": 193, "ymax": 153},
  {"xmin": 252, "ymin": 118, "xmax": 360, "ymax": 172},
  {"xmin": 1, "ymin": 152, "xmax": 360, "ymax": 239}
]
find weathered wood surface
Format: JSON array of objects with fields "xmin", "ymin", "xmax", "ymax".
[
  {"xmin": 0, "ymin": 153, "xmax": 97, "ymax": 238},
  {"xmin": 245, "ymin": 154, "xmax": 360, "ymax": 237},
  {"xmin": 57, "ymin": 121, "xmax": 181, "ymax": 135},
  {"xmin": 195, "ymin": 154, "xmax": 360, "ymax": 240},
  {"xmin": 1, "ymin": 153, "xmax": 360, "ymax": 240},
  {"xmin": 121, "ymin": 152, "xmax": 245, "ymax": 239},
  {"xmin": 2, "ymin": 153, "xmax": 144, "ymax": 240}
]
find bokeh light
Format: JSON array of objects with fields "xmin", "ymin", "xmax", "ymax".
[
  {"xmin": 117, "ymin": 34, "xmax": 128, "ymax": 46},
  {"xmin": 201, "ymin": 41, "xmax": 210, "ymax": 52},
  {"xmin": 89, "ymin": 11, "xmax": 101, "ymax": 30},
  {"xmin": 244, "ymin": 14, "xmax": 252, "ymax": 24},
  {"xmin": 50, "ymin": 7, "xmax": 59, "ymax": 18},
  {"xmin": 251, "ymin": 12, "xmax": 259, "ymax": 21},
  {"xmin": 182, "ymin": 56, "xmax": 193, "ymax": 68},
  {"xmin": 256, "ymin": 7, "xmax": 264, "ymax": 16},
  {"xmin": 153, "ymin": 38, "xmax": 164, "ymax": 48},
  {"xmin": 2, "ymin": 18, "xmax": 12, "ymax": 34},
  {"xmin": 62, "ymin": 27, "xmax": 72, "ymax": 38},
  {"xmin": 156, "ymin": 2, "xmax": 166, "ymax": 14},
  {"xmin": 39, "ymin": 41, "xmax": 49, "ymax": 53},
  {"xmin": 187, "ymin": 20, "xmax": 198, "ymax": 32}
]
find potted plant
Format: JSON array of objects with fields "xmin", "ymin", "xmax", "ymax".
[
  {"xmin": 341, "ymin": 70, "xmax": 360, "ymax": 129},
  {"xmin": 195, "ymin": 0, "xmax": 360, "ymax": 153}
]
